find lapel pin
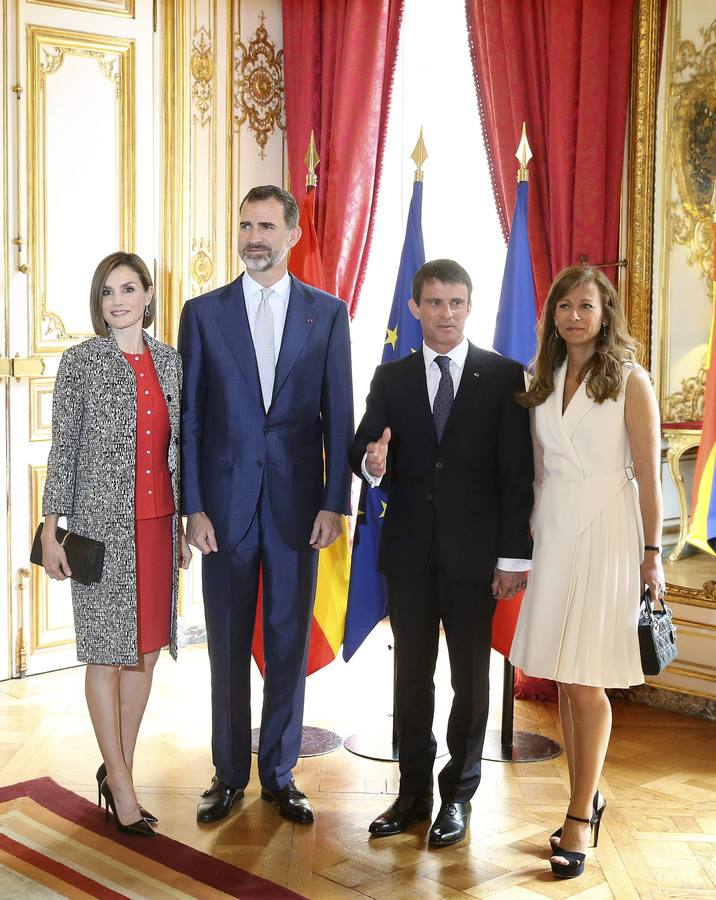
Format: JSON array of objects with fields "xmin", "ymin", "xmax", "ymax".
[
  {"xmin": 473, "ymin": 371, "xmax": 480, "ymax": 378},
  {"xmin": 306, "ymin": 317, "xmax": 314, "ymax": 326}
]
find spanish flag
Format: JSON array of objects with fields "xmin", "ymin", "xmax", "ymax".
[
  {"xmin": 687, "ymin": 216, "xmax": 716, "ymax": 556},
  {"xmin": 252, "ymin": 188, "xmax": 351, "ymax": 674}
]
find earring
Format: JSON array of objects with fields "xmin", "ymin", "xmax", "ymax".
[
  {"xmin": 554, "ymin": 323, "xmax": 559, "ymax": 339},
  {"xmin": 601, "ymin": 322, "xmax": 608, "ymax": 338},
  {"xmin": 143, "ymin": 306, "xmax": 150, "ymax": 318}
]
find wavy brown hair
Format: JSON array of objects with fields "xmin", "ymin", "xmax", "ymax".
[{"xmin": 517, "ymin": 265, "xmax": 637, "ymax": 408}]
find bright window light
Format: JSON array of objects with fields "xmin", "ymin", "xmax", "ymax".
[{"xmin": 352, "ymin": 0, "xmax": 508, "ymax": 413}]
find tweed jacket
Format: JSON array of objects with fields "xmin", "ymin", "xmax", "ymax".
[{"xmin": 42, "ymin": 332, "xmax": 182, "ymax": 666}]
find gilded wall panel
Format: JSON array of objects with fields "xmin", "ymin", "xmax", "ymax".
[
  {"xmin": 29, "ymin": 377, "xmax": 54, "ymax": 442},
  {"xmin": 655, "ymin": 6, "xmax": 715, "ymax": 421},
  {"xmin": 26, "ymin": 0, "xmax": 134, "ymax": 16},
  {"xmin": 27, "ymin": 26, "xmax": 135, "ymax": 355},
  {"xmin": 30, "ymin": 466, "xmax": 75, "ymax": 652}
]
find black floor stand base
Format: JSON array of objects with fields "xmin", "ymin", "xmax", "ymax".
[
  {"xmin": 251, "ymin": 725, "xmax": 343, "ymax": 758},
  {"xmin": 343, "ymin": 716, "xmax": 448, "ymax": 762},
  {"xmin": 482, "ymin": 729, "xmax": 561, "ymax": 762}
]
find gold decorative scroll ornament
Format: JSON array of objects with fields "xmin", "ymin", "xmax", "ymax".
[
  {"xmin": 663, "ymin": 356, "xmax": 707, "ymax": 422},
  {"xmin": 233, "ymin": 13, "xmax": 285, "ymax": 158},
  {"xmin": 191, "ymin": 26, "xmax": 213, "ymax": 127},
  {"xmin": 669, "ymin": 19, "xmax": 716, "ymax": 287}
]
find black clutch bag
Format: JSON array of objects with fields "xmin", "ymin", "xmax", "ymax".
[
  {"xmin": 30, "ymin": 522, "xmax": 105, "ymax": 586},
  {"xmin": 638, "ymin": 588, "xmax": 677, "ymax": 676}
]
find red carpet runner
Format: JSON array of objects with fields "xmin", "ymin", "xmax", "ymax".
[{"xmin": 0, "ymin": 777, "xmax": 302, "ymax": 898}]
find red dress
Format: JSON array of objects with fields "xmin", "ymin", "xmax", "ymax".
[{"xmin": 123, "ymin": 350, "xmax": 174, "ymax": 654}]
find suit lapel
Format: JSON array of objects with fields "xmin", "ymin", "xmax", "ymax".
[
  {"xmin": 215, "ymin": 275, "xmax": 263, "ymax": 402},
  {"xmin": 546, "ymin": 359, "xmax": 584, "ymax": 473},
  {"xmin": 272, "ymin": 276, "xmax": 316, "ymax": 402},
  {"xmin": 404, "ymin": 348, "xmax": 435, "ymax": 436},
  {"xmin": 441, "ymin": 342, "xmax": 483, "ymax": 439}
]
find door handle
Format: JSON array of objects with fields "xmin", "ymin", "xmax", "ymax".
[{"xmin": 0, "ymin": 355, "xmax": 46, "ymax": 379}]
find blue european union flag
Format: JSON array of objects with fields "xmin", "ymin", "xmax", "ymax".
[
  {"xmin": 343, "ymin": 181, "xmax": 425, "ymax": 661},
  {"xmin": 493, "ymin": 180, "xmax": 537, "ymax": 369}
]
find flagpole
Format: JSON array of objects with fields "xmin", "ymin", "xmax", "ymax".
[
  {"xmin": 345, "ymin": 129, "xmax": 446, "ymax": 762},
  {"xmin": 482, "ymin": 123, "xmax": 561, "ymax": 764}
]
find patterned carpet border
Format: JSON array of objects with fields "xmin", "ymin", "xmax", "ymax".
[{"xmin": 0, "ymin": 777, "xmax": 302, "ymax": 898}]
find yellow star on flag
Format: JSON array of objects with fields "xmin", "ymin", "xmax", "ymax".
[
  {"xmin": 385, "ymin": 325, "xmax": 398, "ymax": 350},
  {"xmin": 379, "ymin": 500, "xmax": 387, "ymax": 518}
]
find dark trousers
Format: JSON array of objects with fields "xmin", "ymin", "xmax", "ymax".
[
  {"xmin": 386, "ymin": 532, "xmax": 496, "ymax": 803},
  {"xmin": 202, "ymin": 486, "xmax": 318, "ymax": 792}
]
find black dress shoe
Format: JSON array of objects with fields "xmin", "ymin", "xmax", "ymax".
[
  {"xmin": 196, "ymin": 776, "xmax": 245, "ymax": 823},
  {"xmin": 428, "ymin": 800, "xmax": 471, "ymax": 847},
  {"xmin": 261, "ymin": 780, "xmax": 314, "ymax": 824},
  {"xmin": 369, "ymin": 793, "xmax": 433, "ymax": 836}
]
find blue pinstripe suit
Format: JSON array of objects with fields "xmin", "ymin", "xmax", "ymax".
[{"xmin": 178, "ymin": 273, "xmax": 353, "ymax": 790}]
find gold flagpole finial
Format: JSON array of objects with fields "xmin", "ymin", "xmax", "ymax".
[
  {"xmin": 411, "ymin": 127, "xmax": 428, "ymax": 183},
  {"xmin": 305, "ymin": 130, "xmax": 319, "ymax": 189},
  {"xmin": 516, "ymin": 122, "xmax": 533, "ymax": 183}
]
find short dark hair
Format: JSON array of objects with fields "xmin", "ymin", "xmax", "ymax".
[
  {"xmin": 90, "ymin": 252, "xmax": 155, "ymax": 336},
  {"xmin": 411, "ymin": 259, "xmax": 472, "ymax": 305},
  {"xmin": 239, "ymin": 184, "xmax": 299, "ymax": 228}
]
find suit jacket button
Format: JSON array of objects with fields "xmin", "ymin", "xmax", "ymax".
[
  {"xmin": 435, "ymin": 461, "xmax": 443, "ymax": 469},
  {"xmin": 426, "ymin": 493, "xmax": 433, "ymax": 501},
  {"xmin": 263, "ymin": 426, "xmax": 270, "ymax": 434},
  {"xmin": 256, "ymin": 460, "xmax": 264, "ymax": 467}
]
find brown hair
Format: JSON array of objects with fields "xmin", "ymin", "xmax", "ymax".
[
  {"xmin": 90, "ymin": 252, "xmax": 155, "ymax": 337},
  {"xmin": 412, "ymin": 259, "xmax": 472, "ymax": 305},
  {"xmin": 517, "ymin": 265, "xmax": 637, "ymax": 407},
  {"xmin": 240, "ymin": 184, "xmax": 299, "ymax": 229}
]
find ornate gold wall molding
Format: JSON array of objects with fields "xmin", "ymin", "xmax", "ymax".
[
  {"xmin": 233, "ymin": 12, "xmax": 284, "ymax": 159},
  {"xmin": 663, "ymin": 355, "xmax": 707, "ymax": 422},
  {"xmin": 668, "ymin": 19, "xmax": 716, "ymax": 287},
  {"xmin": 624, "ymin": 0, "xmax": 662, "ymax": 367},
  {"xmin": 191, "ymin": 24, "xmax": 214, "ymax": 126},
  {"xmin": 28, "ymin": 26, "xmax": 135, "ymax": 354},
  {"xmin": 27, "ymin": 0, "xmax": 134, "ymax": 16},
  {"xmin": 190, "ymin": 238, "xmax": 213, "ymax": 293}
]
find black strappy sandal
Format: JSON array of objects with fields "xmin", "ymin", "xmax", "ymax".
[
  {"xmin": 550, "ymin": 813, "xmax": 590, "ymax": 879},
  {"xmin": 550, "ymin": 790, "xmax": 605, "ymax": 849}
]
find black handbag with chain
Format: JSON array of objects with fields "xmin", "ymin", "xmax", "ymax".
[
  {"xmin": 638, "ymin": 588, "xmax": 677, "ymax": 676},
  {"xmin": 30, "ymin": 523, "xmax": 105, "ymax": 586}
]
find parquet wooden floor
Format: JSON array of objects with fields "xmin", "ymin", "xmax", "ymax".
[{"xmin": 1, "ymin": 621, "xmax": 715, "ymax": 899}]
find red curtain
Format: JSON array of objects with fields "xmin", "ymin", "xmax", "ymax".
[
  {"xmin": 282, "ymin": 0, "xmax": 404, "ymax": 317},
  {"xmin": 466, "ymin": 0, "xmax": 635, "ymax": 313}
]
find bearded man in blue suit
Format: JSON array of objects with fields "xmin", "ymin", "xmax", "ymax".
[{"xmin": 178, "ymin": 185, "xmax": 353, "ymax": 825}]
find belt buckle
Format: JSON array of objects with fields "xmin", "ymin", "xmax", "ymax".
[{"xmin": 625, "ymin": 465, "xmax": 635, "ymax": 480}]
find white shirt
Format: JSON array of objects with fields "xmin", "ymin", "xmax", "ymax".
[
  {"xmin": 422, "ymin": 338, "xmax": 469, "ymax": 405},
  {"xmin": 243, "ymin": 270, "xmax": 291, "ymax": 364},
  {"xmin": 362, "ymin": 338, "xmax": 530, "ymax": 573}
]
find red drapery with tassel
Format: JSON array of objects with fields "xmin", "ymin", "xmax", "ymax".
[
  {"xmin": 282, "ymin": 0, "xmax": 404, "ymax": 318},
  {"xmin": 465, "ymin": 0, "xmax": 635, "ymax": 313}
]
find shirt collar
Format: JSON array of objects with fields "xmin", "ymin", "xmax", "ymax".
[
  {"xmin": 243, "ymin": 270, "xmax": 291, "ymax": 303},
  {"xmin": 422, "ymin": 338, "xmax": 469, "ymax": 370}
]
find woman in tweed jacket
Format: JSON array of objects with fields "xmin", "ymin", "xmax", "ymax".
[{"xmin": 41, "ymin": 252, "xmax": 191, "ymax": 836}]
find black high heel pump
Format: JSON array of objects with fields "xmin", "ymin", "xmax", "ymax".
[
  {"xmin": 96, "ymin": 763, "xmax": 158, "ymax": 823},
  {"xmin": 100, "ymin": 778, "xmax": 156, "ymax": 837},
  {"xmin": 550, "ymin": 790, "xmax": 606, "ymax": 849}
]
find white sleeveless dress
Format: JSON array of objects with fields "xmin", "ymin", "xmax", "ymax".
[{"xmin": 509, "ymin": 360, "xmax": 645, "ymax": 688}]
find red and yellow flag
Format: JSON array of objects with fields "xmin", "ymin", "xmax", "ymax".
[
  {"xmin": 252, "ymin": 188, "xmax": 351, "ymax": 674},
  {"xmin": 687, "ymin": 218, "xmax": 716, "ymax": 556}
]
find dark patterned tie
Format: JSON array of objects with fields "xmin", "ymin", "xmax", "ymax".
[{"xmin": 433, "ymin": 355, "xmax": 454, "ymax": 441}]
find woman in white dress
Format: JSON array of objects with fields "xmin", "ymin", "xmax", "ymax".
[{"xmin": 509, "ymin": 265, "xmax": 665, "ymax": 880}]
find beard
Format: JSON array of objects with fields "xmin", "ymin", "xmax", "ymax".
[{"xmin": 239, "ymin": 241, "xmax": 290, "ymax": 272}]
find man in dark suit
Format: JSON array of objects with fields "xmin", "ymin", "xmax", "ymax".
[
  {"xmin": 351, "ymin": 259, "xmax": 533, "ymax": 846},
  {"xmin": 178, "ymin": 185, "xmax": 353, "ymax": 825}
]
